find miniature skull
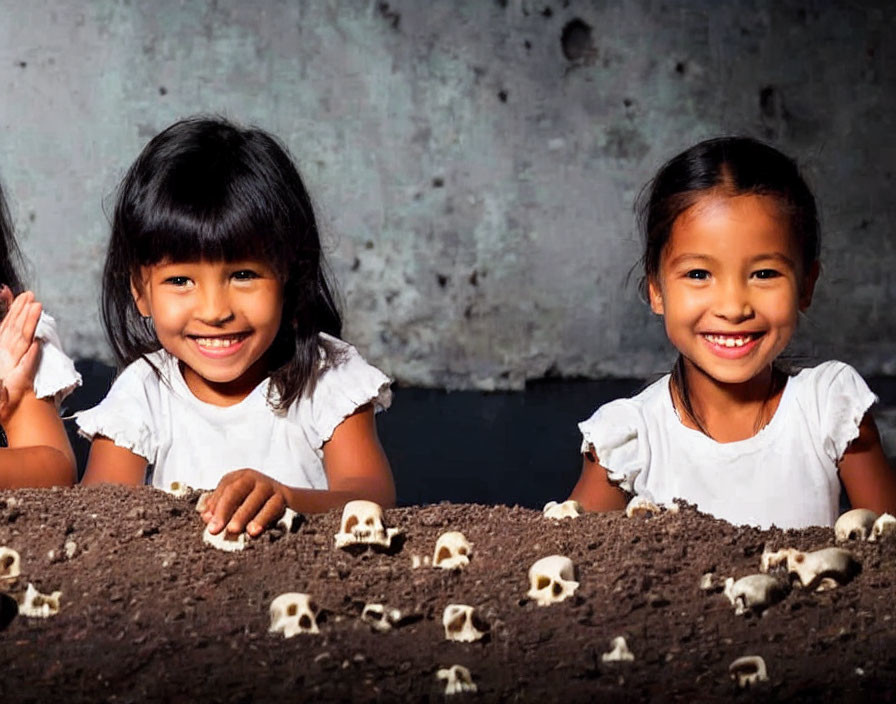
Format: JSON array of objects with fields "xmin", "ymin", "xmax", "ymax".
[
  {"xmin": 834, "ymin": 508, "xmax": 878, "ymax": 542},
  {"xmin": 166, "ymin": 481, "xmax": 192, "ymax": 498},
  {"xmin": 0, "ymin": 547, "xmax": 20, "ymax": 581},
  {"xmin": 601, "ymin": 636, "xmax": 635, "ymax": 662},
  {"xmin": 432, "ymin": 531, "xmax": 473, "ymax": 570},
  {"xmin": 766, "ymin": 547, "xmax": 859, "ymax": 591},
  {"xmin": 869, "ymin": 513, "xmax": 896, "ymax": 542},
  {"xmin": 723, "ymin": 574, "xmax": 787, "ymax": 615},
  {"xmin": 361, "ymin": 603, "xmax": 403, "ymax": 632},
  {"xmin": 442, "ymin": 604, "xmax": 486, "ymax": 642},
  {"xmin": 436, "ymin": 665, "xmax": 478, "ymax": 695},
  {"xmin": 542, "ymin": 500, "xmax": 584, "ymax": 520},
  {"xmin": 527, "ymin": 555, "xmax": 579, "ymax": 606},
  {"xmin": 625, "ymin": 495, "xmax": 661, "ymax": 518},
  {"xmin": 18, "ymin": 582, "xmax": 61, "ymax": 618},
  {"xmin": 334, "ymin": 500, "xmax": 401, "ymax": 549},
  {"xmin": 276, "ymin": 507, "xmax": 300, "ymax": 533},
  {"xmin": 269, "ymin": 593, "xmax": 319, "ymax": 637},
  {"xmin": 202, "ymin": 525, "xmax": 247, "ymax": 552},
  {"xmin": 729, "ymin": 655, "xmax": 768, "ymax": 688}
]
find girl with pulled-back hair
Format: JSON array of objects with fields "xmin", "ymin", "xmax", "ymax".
[
  {"xmin": 569, "ymin": 136, "xmax": 896, "ymax": 529},
  {"xmin": 79, "ymin": 116, "xmax": 394, "ymax": 537}
]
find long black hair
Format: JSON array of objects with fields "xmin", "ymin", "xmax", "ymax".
[
  {"xmin": 102, "ymin": 116, "xmax": 343, "ymax": 410},
  {"xmin": 0, "ymin": 178, "xmax": 26, "ymax": 297},
  {"xmin": 637, "ymin": 136, "xmax": 820, "ymax": 433}
]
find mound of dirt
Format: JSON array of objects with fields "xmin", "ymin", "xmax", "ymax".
[{"xmin": 1, "ymin": 485, "xmax": 894, "ymax": 702}]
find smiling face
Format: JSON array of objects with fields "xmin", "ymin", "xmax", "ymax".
[
  {"xmin": 132, "ymin": 258, "xmax": 284, "ymax": 405},
  {"xmin": 648, "ymin": 193, "xmax": 817, "ymax": 391}
]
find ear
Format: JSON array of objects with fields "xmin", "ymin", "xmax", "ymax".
[
  {"xmin": 647, "ymin": 276, "xmax": 665, "ymax": 315},
  {"xmin": 130, "ymin": 273, "xmax": 151, "ymax": 317},
  {"xmin": 798, "ymin": 260, "xmax": 820, "ymax": 311}
]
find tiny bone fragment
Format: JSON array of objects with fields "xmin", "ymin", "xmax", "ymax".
[
  {"xmin": 166, "ymin": 481, "xmax": 192, "ymax": 498},
  {"xmin": 436, "ymin": 665, "xmax": 478, "ymax": 695},
  {"xmin": 869, "ymin": 513, "xmax": 896, "ymax": 542},
  {"xmin": 0, "ymin": 547, "xmax": 21, "ymax": 581},
  {"xmin": 202, "ymin": 525, "xmax": 247, "ymax": 552},
  {"xmin": 601, "ymin": 636, "xmax": 634, "ymax": 662},
  {"xmin": 723, "ymin": 574, "xmax": 788, "ymax": 615},
  {"xmin": 729, "ymin": 655, "xmax": 768, "ymax": 688},
  {"xmin": 625, "ymin": 495, "xmax": 661, "ymax": 518},
  {"xmin": 542, "ymin": 499, "xmax": 583, "ymax": 520}
]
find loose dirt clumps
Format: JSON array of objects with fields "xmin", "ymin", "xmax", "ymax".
[{"xmin": 1, "ymin": 485, "xmax": 896, "ymax": 702}]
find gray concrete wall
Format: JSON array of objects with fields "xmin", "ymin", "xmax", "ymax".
[{"xmin": 0, "ymin": 0, "xmax": 893, "ymax": 390}]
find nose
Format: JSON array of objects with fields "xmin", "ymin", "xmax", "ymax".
[
  {"xmin": 712, "ymin": 278, "xmax": 754, "ymax": 322},
  {"xmin": 195, "ymin": 285, "xmax": 234, "ymax": 326}
]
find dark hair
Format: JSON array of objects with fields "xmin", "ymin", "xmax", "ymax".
[
  {"xmin": 0, "ymin": 178, "xmax": 26, "ymax": 296},
  {"xmin": 637, "ymin": 136, "xmax": 820, "ymax": 434},
  {"xmin": 102, "ymin": 116, "xmax": 343, "ymax": 410}
]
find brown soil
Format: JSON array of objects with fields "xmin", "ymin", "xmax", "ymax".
[{"xmin": 1, "ymin": 485, "xmax": 895, "ymax": 703}]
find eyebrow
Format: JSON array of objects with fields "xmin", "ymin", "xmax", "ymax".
[{"xmin": 667, "ymin": 252, "xmax": 797, "ymax": 268}]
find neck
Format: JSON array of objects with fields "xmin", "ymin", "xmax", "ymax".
[{"xmin": 672, "ymin": 359, "xmax": 785, "ymax": 442}]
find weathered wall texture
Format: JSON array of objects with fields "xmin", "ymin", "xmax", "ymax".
[{"xmin": 0, "ymin": 0, "xmax": 893, "ymax": 389}]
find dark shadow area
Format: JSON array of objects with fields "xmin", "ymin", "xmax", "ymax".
[{"xmin": 63, "ymin": 360, "xmax": 896, "ymax": 509}]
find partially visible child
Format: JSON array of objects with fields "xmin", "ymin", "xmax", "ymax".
[
  {"xmin": 570, "ymin": 136, "xmax": 896, "ymax": 529},
  {"xmin": 0, "ymin": 178, "xmax": 80, "ymax": 488},
  {"xmin": 78, "ymin": 117, "xmax": 394, "ymax": 537}
]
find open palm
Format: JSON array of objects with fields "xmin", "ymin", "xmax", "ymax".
[{"xmin": 0, "ymin": 288, "xmax": 42, "ymax": 421}]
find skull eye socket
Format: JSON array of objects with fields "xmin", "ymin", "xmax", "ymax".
[
  {"xmin": 447, "ymin": 612, "xmax": 466, "ymax": 632},
  {"xmin": 287, "ymin": 604, "xmax": 298, "ymax": 617},
  {"xmin": 365, "ymin": 517, "xmax": 375, "ymax": 526},
  {"xmin": 1, "ymin": 555, "xmax": 12, "ymax": 569},
  {"xmin": 345, "ymin": 516, "xmax": 359, "ymax": 532},
  {"xmin": 536, "ymin": 576, "xmax": 550, "ymax": 590},
  {"xmin": 437, "ymin": 547, "xmax": 451, "ymax": 563},
  {"xmin": 299, "ymin": 614, "xmax": 312, "ymax": 629},
  {"xmin": 457, "ymin": 547, "xmax": 467, "ymax": 555},
  {"xmin": 552, "ymin": 582, "xmax": 563, "ymax": 596}
]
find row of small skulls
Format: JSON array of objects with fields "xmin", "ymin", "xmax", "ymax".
[{"xmin": 0, "ymin": 546, "xmax": 62, "ymax": 618}]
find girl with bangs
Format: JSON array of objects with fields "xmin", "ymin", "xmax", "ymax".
[{"xmin": 79, "ymin": 117, "xmax": 394, "ymax": 538}]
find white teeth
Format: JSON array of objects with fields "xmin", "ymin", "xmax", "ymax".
[
  {"xmin": 195, "ymin": 337, "xmax": 239, "ymax": 348},
  {"xmin": 704, "ymin": 334, "xmax": 753, "ymax": 348}
]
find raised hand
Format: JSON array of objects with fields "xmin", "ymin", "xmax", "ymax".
[{"xmin": 0, "ymin": 289, "xmax": 42, "ymax": 423}]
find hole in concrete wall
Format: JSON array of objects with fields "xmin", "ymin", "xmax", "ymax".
[
  {"xmin": 159, "ymin": 86, "xmax": 168, "ymax": 96},
  {"xmin": 377, "ymin": 2, "xmax": 400, "ymax": 29},
  {"xmin": 432, "ymin": 177, "xmax": 444, "ymax": 188},
  {"xmin": 16, "ymin": 61, "xmax": 26, "ymax": 69},
  {"xmin": 675, "ymin": 61, "xmax": 686, "ymax": 75},
  {"xmin": 497, "ymin": 89, "xmax": 508, "ymax": 103},
  {"xmin": 561, "ymin": 19, "xmax": 592, "ymax": 61},
  {"xmin": 759, "ymin": 85, "xmax": 777, "ymax": 119},
  {"xmin": 469, "ymin": 270, "xmax": 478, "ymax": 286},
  {"xmin": 524, "ymin": 40, "xmax": 532, "ymax": 50},
  {"xmin": 542, "ymin": 6, "xmax": 553, "ymax": 18},
  {"xmin": 436, "ymin": 274, "xmax": 449, "ymax": 288}
]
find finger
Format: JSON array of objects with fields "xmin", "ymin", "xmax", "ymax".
[
  {"xmin": 246, "ymin": 494, "xmax": 287, "ymax": 537},
  {"xmin": 16, "ymin": 341, "xmax": 40, "ymax": 379},
  {"xmin": 207, "ymin": 475, "xmax": 253, "ymax": 534},
  {"xmin": 225, "ymin": 485, "xmax": 275, "ymax": 535},
  {"xmin": 20, "ymin": 300, "xmax": 42, "ymax": 342}
]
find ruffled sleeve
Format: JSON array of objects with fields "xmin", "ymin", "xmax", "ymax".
[
  {"xmin": 304, "ymin": 338, "xmax": 392, "ymax": 450},
  {"xmin": 577, "ymin": 399, "xmax": 649, "ymax": 493},
  {"xmin": 32, "ymin": 312, "xmax": 82, "ymax": 406},
  {"xmin": 75, "ymin": 359, "xmax": 157, "ymax": 462},
  {"xmin": 809, "ymin": 361, "xmax": 878, "ymax": 461}
]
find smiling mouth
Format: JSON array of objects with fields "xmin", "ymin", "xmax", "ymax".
[
  {"xmin": 190, "ymin": 333, "xmax": 249, "ymax": 349},
  {"xmin": 701, "ymin": 333, "xmax": 762, "ymax": 348}
]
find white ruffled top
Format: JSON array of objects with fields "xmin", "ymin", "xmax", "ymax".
[
  {"xmin": 76, "ymin": 333, "xmax": 391, "ymax": 491},
  {"xmin": 33, "ymin": 312, "xmax": 82, "ymax": 406},
  {"xmin": 578, "ymin": 361, "xmax": 877, "ymax": 529}
]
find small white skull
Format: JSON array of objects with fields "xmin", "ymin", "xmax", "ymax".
[
  {"xmin": 360, "ymin": 603, "xmax": 403, "ymax": 632},
  {"xmin": 527, "ymin": 555, "xmax": 579, "ymax": 606},
  {"xmin": 442, "ymin": 604, "xmax": 486, "ymax": 642},
  {"xmin": 202, "ymin": 525, "xmax": 247, "ymax": 552},
  {"xmin": 542, "ymin": 500, "xmax": 584, "ymax": 520},
  {"xmin": 432, "ymin": 531, "xmax": 473, "ymax": 570},
  {"xmin": 834, "ymin": 508, "xmax": 878, "ymax": 542},
  {"xmin": 766, "ymin": 547, "xmax": 859, "ymax": 591},
  {"xmin": 0, "ymin": 547, "xmax": 21, "ymax": 581},
  {"xmin": 601, "ymin": 636, "xmax": 635, "ymax": 662},
  {"xmin": 276, "ymin": 507, "xmax": 300, "ymax": 532},
  {"xmin": 334, "ymin": 500, "xmax": 401, "ymax": 549},
  {"xmin": 723, "ymin": 574, "xmax": 787, "ymax": 615},
  {"xmin": 18, "ymin": 583, "xmax": 61, "ymax": 618},
  {"xmin": 869, "ymin": 513, "xmax": 896, "ymax": 542},
  {"xmin": 436, "ymin": 665, "xmax": 478, "ymax": 695},
  {"xmin": 625, "ymin": 495, "xmax": 661, "ymax": 518},
  {"xmin": 729, "ymin": 655, "xmax": 768, "ymax": 688},
  {"xmin": 269, "ymin": 593, "xmax": 319, "ymax": 637},
  {"xmin": 166, "ymin": 481, "xmax": 192, "ymax": 498}
]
